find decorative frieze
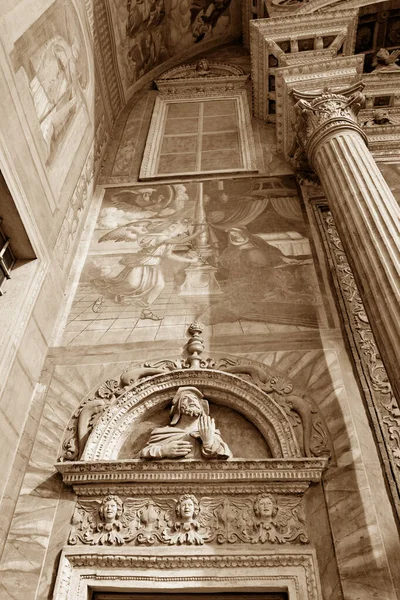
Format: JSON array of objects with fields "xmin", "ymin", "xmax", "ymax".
[
  {"xmin": 314, "ymin": 204, "xmax": 400, "ymax": 520},
  {"xmin": 68, "ymin": 491, "xmax": 308, "ymax": 547},
  {"xmin": 250, "ymin": 9, "xmax": 358, "ymax": 120},
  {"xmin": 56, "ymin": 457, "xmax": 329, "ymax": 487}
]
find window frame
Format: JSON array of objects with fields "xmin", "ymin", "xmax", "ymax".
[
  {"xmin": 139, "ymin": 90, "xmax": 257, "ymax": 180},
  {"xmin": 0, "ymin": 218, "xmax": 16, "ymax": 295}
]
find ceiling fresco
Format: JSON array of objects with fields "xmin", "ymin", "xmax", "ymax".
[{"xmin": 107, "ymin": 0, "xmax": 242, "ymax": 99}]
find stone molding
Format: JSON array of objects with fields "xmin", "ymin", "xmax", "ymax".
[
  {"xmin": 312, "ymin": 201, "xmax": 400, "ymax": 521},
  {"xmin": 66, "ymin": 482, "xmax": 311, "ymax": 497},
  {"xmin": 56, "ymin": 458, "xmax": 329, "ymax": 487},
  {"xmin": 296, "ymin": 0, "xmax": 388, "ymax": 14},
  {"xmin": 250, "ymin": 9, "xmax": 358, "ymax": 120},
  {"xmin": 53, "ymin": 547, "xmax": 322, "ymax": 600}
]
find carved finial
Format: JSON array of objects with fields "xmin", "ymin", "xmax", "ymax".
[{"xmin": 186, "ymin": 322, "xmax": 205, "ymax": 369}]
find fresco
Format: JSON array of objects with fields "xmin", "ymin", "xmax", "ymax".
[
  {"xmin": 108, "ymin": 0, "xmax": 241, "ymax": 98},
  {"xmin": 61, "ymin": 176, "xmax": 328, "ymax": 346},
  {"xmin": 9, "ymin": 0, "xmax": 93, "ymax": 198}
]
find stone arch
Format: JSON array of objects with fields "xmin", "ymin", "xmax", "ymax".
[{"xmin": 82, "ymin": 368, "xmax": 302, "ymax": 460}]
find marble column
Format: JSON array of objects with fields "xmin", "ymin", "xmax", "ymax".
[{"xmin": 293, "ymin": 82, "xmax": 400, "ymax": 400}]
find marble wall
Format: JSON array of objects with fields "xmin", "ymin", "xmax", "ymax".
[{"xmin": 0, "ymin": 0, "xmax": 114, "ymax": 551}]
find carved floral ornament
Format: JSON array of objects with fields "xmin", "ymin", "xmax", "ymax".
[
  {"xmin": 291, "ymin": 82, "xmax": 367, "ymax": 166},
  {"xmin": 155, "ymin": 59, "xmax": 248, "ymax": 95},
  {"xmin": 56, "ymin": 324, "xmax": 331, "ymax": 548},
  {"xmin": 69, "ymin": 491, "xmax": 308, "ymax": 547}
]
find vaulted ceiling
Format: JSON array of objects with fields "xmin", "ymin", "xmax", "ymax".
[{"xmin": 94, "ymin": 0, "xmax": 400, "ymax": 114}]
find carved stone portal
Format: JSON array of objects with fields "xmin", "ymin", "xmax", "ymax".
[{"xmin": 57, "ymin": 323, "xmax": 330, "ymax": 563}]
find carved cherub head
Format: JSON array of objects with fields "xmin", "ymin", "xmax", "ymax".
[
  {"xmin": 99, "ymin": 495, "xmax": 123, "ymax": 524},
  {"xmin": 176, "ymin": 493, "xmax": 200, "ymax": 522},
  {"xmin": 254, "ymin": 493, "xmax": 278, "ymax": 520},
  {"xmin": 170, "ymin": 387, "xmax": 209, "ymax": 425},
  {"xmin": 196, "ymin": 58, "xmax": 210, "ymax": 74}
]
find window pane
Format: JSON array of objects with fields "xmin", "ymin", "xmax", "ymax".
[
  {"xmin": 161, "ymin": 135, "xmax": 197, "ymax": 154},
  {"xmin": 202, "ymin": 132, "xmax": 240, "ymax": 152},
  {"xmin": 164, "ymin": 118, "xmax": 199, "ymax": 135},
  {"xmin": 203, "ymin": 115, "xmax": 238, "ymax": 132},
  {"xmin": 201, "ymin": 150, "xmax": 242, "ymax": 170},
  {"xmin": 158, "ymin": 153, "xmax": 197, "ymax": 174},
  {"xmin": 203, "ymin": 99, "xmax": 236, "ymax": 116},
  {"xmin": 167, "ymin": 102, "xmax": 200, "ymax": 118}
]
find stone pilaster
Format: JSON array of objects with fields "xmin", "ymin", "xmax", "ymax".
[{"xmin": 293, "ymin": 83, "xmax": 400, "ymax": 400}]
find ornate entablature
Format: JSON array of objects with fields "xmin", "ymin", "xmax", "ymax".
[
  {"xmin": 250, "ymin": 9, "xmax": 358, "ymax": 121},
  {"xmin": 250, "ymin": 6, "xmax": 400, "ymax": 163},
  {"xmin": 358, "ymin": 72, "xmax": 400, "ymax": 161},
  {"xmin": 56, "ymin": 323, "xmax": 331, "ymax": 557},
  {"xmin": 155, "ymin": 59, "xmax": 249, "ymax": 96}
]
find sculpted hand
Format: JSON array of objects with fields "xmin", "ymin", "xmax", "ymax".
[
  {"xmin": 160, "ymin": 440, "xmax": 192, "ymax": 458},
  {"xmin": 198, "ymin": 415, "xmax": 215, "ymax": 447}
]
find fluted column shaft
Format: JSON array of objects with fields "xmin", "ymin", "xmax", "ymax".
[{"xmin": 294, "ymin": 85, "xmax": 400, "ymax": 399}]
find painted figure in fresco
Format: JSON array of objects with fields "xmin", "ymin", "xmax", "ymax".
[
  {"xmin": 126, "ymin": 0, "xmax": 166, "ymax": 38},
  {"xmin": 28, "ymin": 34, "xmax": 86, "ymax": 156},
  {"xmin": 93, "ymin": 221, "xmax": 203, "ymax": 320},
  {"xmin": 190, "ymin": 0, "xmax": 232, "ymax": 42},
  {"xmin": 199, "ymin": 226, "xmax": 317, "ymax": 327},
  {"xmin": 140, "ymin": 387, "xmax": 232, "ymax": 459}
]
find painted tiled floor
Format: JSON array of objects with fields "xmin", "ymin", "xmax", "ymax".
[{"xmin": 61, "ymin": 281, "xmax": 317, "ymax": 346}]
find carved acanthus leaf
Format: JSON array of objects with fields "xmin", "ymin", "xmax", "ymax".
[{"xmin": 68, "ymin": 493, "xmax": 309, "ymax": 547}]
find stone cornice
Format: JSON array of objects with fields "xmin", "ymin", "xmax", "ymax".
[
  {"xmin": 274, "ymin": 55, "xmax": 363, "ymax": 160},
  {"xmin": 56, "ymin": 457, "xmax": 329, "ymax": 488}
]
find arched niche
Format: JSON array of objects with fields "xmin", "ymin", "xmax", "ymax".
[{"xmin": 81, "ymin": 369, "xmax": 301, "ymax": 461}]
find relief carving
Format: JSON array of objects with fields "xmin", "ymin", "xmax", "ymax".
[
  {"xmin": 372, "ymin": 48, "xmax": 400, "ymax": 72},
  {"xmin": 62, "ymin": 379, "xmax": 123, "ymax": 460},
  {"xmin": 68, "ymin": 492, "xmax": 309, "ymax": 547},
  {"xmin": 59, "ymin": 327, "xmax": 331, "ymax": 463},
  {"xmin": 293, "ymin": 85, "xmax": 365, "ymax": 151},
  {"xmin": 318, "ymin": 207, "xmax": 400, "ymax": 520},
  {"xmin": 140, "ymin": 386, "xmax": 232, "ymax": 460},
  {"xmin": 251, "ymin": 493, "xmax": 308, "ymax": 544}
]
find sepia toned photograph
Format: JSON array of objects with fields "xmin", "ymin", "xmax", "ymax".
[{"xmin": 0, "ymin": 1, "xmax": 399, "ymax": 599}]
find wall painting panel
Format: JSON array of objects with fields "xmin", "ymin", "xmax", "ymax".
[{"xmin": 60, "ymin": 176, "xmax": 330, "ymax": 346}]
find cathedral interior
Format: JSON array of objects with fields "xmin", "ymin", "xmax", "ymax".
[{"xmin": 0, "ymin": 0, "xmax": 400, "ymax": 598}]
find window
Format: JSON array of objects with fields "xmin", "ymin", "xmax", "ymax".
[
  {"xmin": 0, "ymin": 219, "xmax": 16, "ymax": 295},
  {"xmin": 143, "ymin": 97, "xmax": 251, "ymax": 177},
  {"xmin": 139, "ymin": 60, "xmax": 257, "ymax": 179},
  {"xmin": 0, "ymin": 171, "xmax": 35, "ymax": 295}
]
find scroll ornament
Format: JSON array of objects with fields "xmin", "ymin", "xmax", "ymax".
[
  {"xmin": 60, "ymin": 351, "xmax": 331, "ymax": 462},
  {"xmin": 68, "ymin": 492, "xmax": 309, "ymax": 547}
]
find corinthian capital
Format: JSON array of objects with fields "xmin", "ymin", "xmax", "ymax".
[{"xmin": 292, "ymin": 82, "xmax": 366, "ymax": 161}]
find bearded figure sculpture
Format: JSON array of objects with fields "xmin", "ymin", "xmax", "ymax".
[{"xmin": 140, "ymin": 387, "xmax": 232, "ymax": 459}]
